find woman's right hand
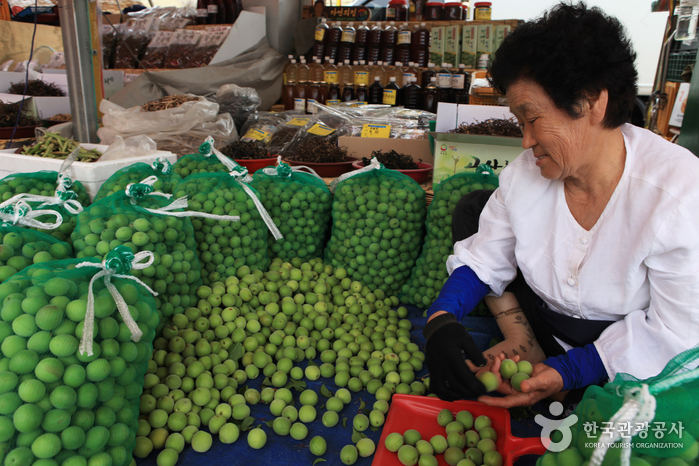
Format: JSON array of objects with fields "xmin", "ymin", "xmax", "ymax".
[{"xmin": 425, "ymin": 314, "xmax": 488, "ymax": 401}]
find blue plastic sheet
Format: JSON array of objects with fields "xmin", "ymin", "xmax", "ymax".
[{"xmin": 136, "ymin": 306, "xmax": 543, "ymax": 466}]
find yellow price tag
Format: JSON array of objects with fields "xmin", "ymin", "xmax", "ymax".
[
  {"xmin": 307, "ymin": 123, "xmax": 335, "ymax": 136},
  {"xmin": 287, "ymin": 118, "xmax": 310, "ymax": 127},
  {"xmin": 361, "ymin": 124, "xmax": 391, "ymax": 138},
  {"xmin": 242, "ymin": 128, "xmax": 271, "ymax": 143}
]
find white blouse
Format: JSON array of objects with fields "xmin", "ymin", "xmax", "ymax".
[{"xmin": 447, "ymin": 124, "xmax": 699, "ymax": 380}]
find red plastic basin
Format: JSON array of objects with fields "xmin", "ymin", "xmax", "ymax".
[
  {"xmin": 351, "ymin": 161, "xmax": 433, "ymax": 184},
  {"xmin": 234, "ymin": 157, "xmax": 277, "ymax": 174}
]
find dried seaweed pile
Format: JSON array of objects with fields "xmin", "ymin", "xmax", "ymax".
[
  {"xmin": 361, "ymin": 149, "xmax": 419, "ymax": 169},
  {"xmin": 219, "ymin": 140, "xmax": 269, "ymax": 160},
  {"xmin": 452, "ymin": 118, "xmax": 522, "ymax": 137},
  {"xmin": 140, "ymin": 95, "xmax": 199, "ymax": 112},
  {"xmin": 286, "ymin": 138, "xmax": 348, "ymax": 163},
  {"xmin": 0, "ymin": 101, "xmax": 40, "ymax": 128},
  {"xmin": 8, "ymin": 80, "xmax": 65, "ymax": 97}
]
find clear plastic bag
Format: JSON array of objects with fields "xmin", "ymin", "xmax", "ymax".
[
  {"xmin": 113, "ymin": 27, "xmax": 151, "ymax": 69},
  {"xmin": 97, "ymin": 98, "xmax": 237, "ymax": 156},
  {"xmin": 98, "ymin": 135, "xmax": 158, "ymax": 163},
  {"xmin": 139, "ymin": 31, "xmax": 174, "ymax": 69},
  {"xmin": 239, "ymin": 112, "xmax": 289, "ymax": 147},
  {"xmin": 185, "ymin": 27, "xmax": 230, "ymax": 68},
  {"xmin": 213, "ymin": 84, "xmax": 262, "ymax": 135},
  {"xmin": 163, "ymin": 30, "xmax": 201, "ymax": 70},
  {"xmin": 280, "ymin": 114, "xmax": 352, "ymax": 162}
]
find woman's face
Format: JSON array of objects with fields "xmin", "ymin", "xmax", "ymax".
[{"xmin": 506, "ymin": 79, "xmax": 595, "ymax": 181}]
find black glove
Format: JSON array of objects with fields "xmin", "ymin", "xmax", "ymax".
[{"xmin": 424, "ymin": 313, "xmax": 487, "ymax": 401}]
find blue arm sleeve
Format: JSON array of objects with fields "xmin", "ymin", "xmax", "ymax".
[
  {"xmin": 426, "ymin": 265, "xmax": 490, "ymax": 320},
  {"xmin": 544, "ymin": 344, "xmax": 608, "ymax": 391}
]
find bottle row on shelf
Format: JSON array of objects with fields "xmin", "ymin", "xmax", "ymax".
[
  {"xmin": 282, "ymin": 60, "xmax": 470, "ymax": 114},
  {"xmin": 313, "ymin": 20, "xmax": 431, "ymax": 67}
]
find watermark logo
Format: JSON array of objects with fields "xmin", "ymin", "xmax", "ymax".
[{"xmin": 535, "ymin": 402, "xmax": 579, "ymax": 452}]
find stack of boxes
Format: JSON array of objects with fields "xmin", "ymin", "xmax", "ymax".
[{"xmin": 429, "ymin": 22, "xmax": 514, "ymax": 69}]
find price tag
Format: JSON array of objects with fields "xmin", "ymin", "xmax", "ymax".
[
  {"xmin": 241, "ymin": 128, "xmax": 271, "ymax": 143},
  {"xmin": 361, "ymin": 124, "xmax": 391, "ymax": 138},
  {"xmin": 307, "ymin": 123, "xmax": 335, "ymax": 136},
  {"xmin": 287, "ymin": 118, "xmax": 310, "ymax": 127},
  {"xmin": 383, "ymin": 89, "xmax": 397, "ymax": 106}
]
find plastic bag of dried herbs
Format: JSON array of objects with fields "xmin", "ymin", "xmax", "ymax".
[
  {"xmin": 324, "ymin": 158, "xmax": 426, "ymax": 295},
  {"xmin": 252, "ymin": 157, "xmax": 332, "ymax": 261}
]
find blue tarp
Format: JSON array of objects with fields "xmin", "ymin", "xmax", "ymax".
[{"xmin": 136, "ymin": 306, "xmax": 543, "ymax": 466}]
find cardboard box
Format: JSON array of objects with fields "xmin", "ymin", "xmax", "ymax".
[
  {"xmin": 338, "ymin": 136, "xmax": 433, "ymax": 166},
  {"xmin": 430, "ymin": 27, "xmax": 445, "ymax": 67},
  {"xmin": 444, "ymin": 25, "xmax": 461, "ymax": 67},
  {"xmin": 460, "ymin": 25, "xmax": 478, "ymax": 69},
  {"xmin": 493, "ymin": 25, "xmax": 511, "ymax": 53},
  {"xmin": 432, "ymin": 103, "xmax": 522, "ymax": 187},
  {"xmin": 476, "ymin": 24, "xmax": 492, "ymax": 58}
]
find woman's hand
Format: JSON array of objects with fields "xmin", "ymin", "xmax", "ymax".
[{"xmin": 477, "ymin": 362, "xmax": 565, "ymax": 408}]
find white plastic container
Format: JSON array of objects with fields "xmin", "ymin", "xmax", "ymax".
[{"xmin": 0, "ymin": 145, "xmax": 177, "ymax": 201}]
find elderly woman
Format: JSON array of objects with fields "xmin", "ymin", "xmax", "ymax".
[{"xmin": 423, "ymin": 2, "xmax": 699, "ymax": 407}]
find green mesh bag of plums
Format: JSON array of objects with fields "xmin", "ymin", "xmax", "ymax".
[
  {"xmin": 324, "ymin": 158, "xmax": 426, "ymax": 296},
  {"xmin": 70, "ymin": 181, "xmax": 203, "ymax": 332},
  {"xmin": 172, "ymin": 137, "xmax": 236, "ymax": 180},
  {"xmin": 537, "ymin": 346, "xmax": 699, "ymax": 466},
  {"xmin": 172, "ymin": 166, "xmax": 282, "ymax": 286},
  {"xmin": 0, "ymin": 172, "xmax": 89, "ymax": 244},
  {"xmin": 251, "ymin": 158, "xmax": 333, "ymax": 261},
  {"xmin": 401, "ymin": 167, "xmax": 498, "ymax": 308},
  {"xmin": 0, "ymin": 248, "xmax": 159, "ymax": 466},
  {"xmin": 93, "ymin": 158, "xmax": 183, "ymax": 203},
  {"xmin": 0, "ymin": 171, "xmax": 90, "ymax": 207},
  {"xmin": 0, "ymin": 221, "xmax": 73, "ymax": 285}
]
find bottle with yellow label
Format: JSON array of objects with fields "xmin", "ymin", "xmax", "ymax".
[
  {"xmin": 323, "ymin": 58, "xmax": 339, "ymax": 86},
  {"xmin": 354, "ymin": 60, "xmax": 370, "ymax": 87},
  {"xmin": 313, "ymin": 18, "xmax": 328, "ymax": 61},
  {"xmin": 383, "ymin": 77, "xmax": 400, "ymax": 106}
]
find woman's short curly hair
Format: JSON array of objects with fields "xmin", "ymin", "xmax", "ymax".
[{"xmin": 489, "ymin": 2, "xmax": 638, "ymax": 129}]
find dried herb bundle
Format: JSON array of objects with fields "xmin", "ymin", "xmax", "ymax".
[
  {"xmin": 47, "ymin": 113, "xmax": 72, "ymax": 122},
  {"xmin": 0, "ymin": 101, "xmax": 40, "ymax": 128},
  {"xmin": 220, "ymin": 140, "xmax": 269, "ymax": 160},
  {"xmin": 268, "ymin": 126, "xmax": 299, "ymax": 150},
  {"xmin": 8, "ymin": 80, "xmax": 66, "ymax": 97},
  {"xmin": 452, "ymin": 118, "xmax": 522, "ymax": 137},
  {"xmin": 140, "ymin": 95, "xmax": 200, "ymax": 112},
  {"xmin": 286, "ymin": 138, "xmax": 348, "ymax": 163},
  {"xmin": 361, "ymin": 149, "xmax": 419, "ymax": 169}
]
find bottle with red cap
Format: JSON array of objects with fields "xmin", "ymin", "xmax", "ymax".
[
  {"xmin": 424, "ymin": 0, "xmax": 444, "ymax": 20},
  {"xmin": 444, "ymin": 0, "xmax": 462, "ymax": 20}
]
